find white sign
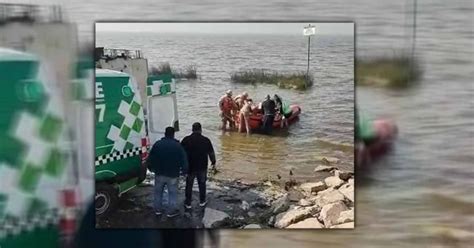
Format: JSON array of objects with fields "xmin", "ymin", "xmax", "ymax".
[{"xmin": 303, "ymin": 26, "xmax": 316, "ymax": 36}]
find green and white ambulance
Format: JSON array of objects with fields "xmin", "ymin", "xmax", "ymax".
[
  {"xmin": 95, "ymin": 69, "xmax": 178, "ymax": 216},
  {"xmin": 0, "ymin": 47, "xmax": 76, "ymax": 247}
]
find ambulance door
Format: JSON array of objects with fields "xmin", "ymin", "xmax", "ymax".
[{"xmin": 146, "ymin": 74, "xmax": 179, "ymax": 144}]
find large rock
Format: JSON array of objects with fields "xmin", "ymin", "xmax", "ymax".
[
  {"xmin": 319, "ymin": 201, "xmax": 348, "ymax": 227},
  {"xmin": 300, "ymin": 182, "xmax": 327, "ymax": 195},
  {"xmin": 336, "ymin": 209, "xmax": 354, "ymax": 224},
  {"xmin": 286, "ymin": 218, "xmax": 324, "ymax": 229},
  {"xmin": 268, "ymin": 216, "xmax": 275, "ymax": 226},
  {"xmin": 313, "ymin": 165, "xmax": 335, "ymax": 173},
  {"xmin": 298, "ymin": 198, "xmax": 313, "ymax": 207},
  {"xmin": 288, "ymin": 189, "xmax": 305, "ymax": 202},
  {"xmin": 274, "ymin": 206, "xmax": 319, "ymax": 228},
  {"xmin": 330, "ymin": 222, "xmax": 354, "ymax": 229},
  {"xmin": 241, "ymin": 200, "xmax": 250, "ymax": 211},
  {"xmin": 312, "ymin": 188, "xmax": 346, "ymax": 207},
  {"xmin": 261, "ymin": 187, "xmax": 283, "ymax": 200},
  {"xmin": 321, "ymin": 157, "xmax": 340, "ymax": 164},
  {"xmin": 334, "ymin": 170, "xmax": 353, "ymax": 181},
  {"xmin": 244, "ymin": 224, "xmax": 261, "ymax": 229},
  {"xmin": 338, "ymin": 182, "xmax": 354, "ymax": 202},
  {"xmin": 324, "ymin": 176, "xmax": 345, "ymax": 188},
  {"xmin": 271, "ymin": 194, "xmax": 290, "ymax": 214},
  {"xmin": 251, "ymin": 201, "xmax": 269, "ymax": 208},
  {"xmin": 202, "ymin": 208, "xmax": 230, "ymax": 228}
]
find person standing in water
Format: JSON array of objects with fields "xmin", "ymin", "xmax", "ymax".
[
  {"xmin": 218, "ymin": 90, "xmax": 236, "ymax": 130},
  {"xmin": 234, "ymin": 91, "xmax": 249, "ymax": 109},
  {"xmin": 274, "ymin": 94, "xmax": 291, "ymax": 128},
  {"xmin": 261, "ymin": 95, "xmax": 277, "ymax": 135},
  {"xmin": 239, "ymin": 98, "xmax": 253, "ymax": 134}
]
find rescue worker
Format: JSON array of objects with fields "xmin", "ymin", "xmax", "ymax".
[
  {"xmin": 234, "ymin": 91, "xmax": 249, "ymax": 109},
  {"xmin": 356, "ymin": 107, "xmax": 377, "ymax": 145},
  {"xmin": 274, "ymin": 94, "xmax": 292, "ymax": 128},
  {"xmin": 239, "ymin": 98, "xmax": 253, "ymax": 134},
  {"xmin": 355, "ymin": 107, "xmax": 378, "ymax": 165},
  {"xmin": 260, "ymin": 95, "xmax": 277, "ymax": 135},
  {"xmin": 218, "ymin": 90, "xmax": 236, "ymax": 130}
]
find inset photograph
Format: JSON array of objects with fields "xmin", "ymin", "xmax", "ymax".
[{"xmin": 94, "ymin": 22, "xmax": 354, "ymax": 229}]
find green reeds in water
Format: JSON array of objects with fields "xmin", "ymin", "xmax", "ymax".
[
  {"xmin": 356, "ymin": 54, "xmax": 422, "ymax": 88},
  {"xmin": 230, "ymin": 69, "xmax": 313, "ymax": 90},
  {"xmin": 150, "ymin": 63, "xmax": 198, "ymax": 80}
]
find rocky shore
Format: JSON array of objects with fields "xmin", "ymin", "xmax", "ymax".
[
  {"xmin": 227, "ymin": 165, "xmax": 354, "ymax": 229},
  {"xmin": 97, "ymin": 162, "xmax": 354, "ymax": 229},
  {"xmin": 269, "ymin": 166, "xmax": 354, "ymax": 229}
]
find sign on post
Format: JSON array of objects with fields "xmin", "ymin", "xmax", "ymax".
[{"xmin": 303, "ymin": 25, "xmax": 316, "ymax": 36}]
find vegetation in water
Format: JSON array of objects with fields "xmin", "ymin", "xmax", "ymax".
[
  {"xmin": 230, "ymin": 69, "xmax": 313, "ymax": 90},
  {"xmin": 150, "ymin": 63, "xmax": 198, "ymax": 79},
  {"xmin": 356, "ymin": 54, "xmax": 422, "ymax": 88},
  {"xmin": 150, "ymin": 63, "xmax": 172, "ymax": 75}
]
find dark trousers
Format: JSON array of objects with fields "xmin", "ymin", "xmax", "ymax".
[
  {"xmin": 185, "ymin": 169, "xmax": 207, "ymax": 205},
  {"xmin": 262, "ymin": 114, "xmax": 275, "ymax": 134}
]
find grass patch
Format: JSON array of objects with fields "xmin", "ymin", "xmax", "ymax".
[
  {"xmin": 175, "ymin": 65, "xmax": 197, "ymax": 79},
  {"xmin": 150, "ymin": 63, "xmax": 172, "ymax": 75},
  {"xmin": 150, "ymin": 63, "xmax": 198, "ymax": 79},
  {"xmin": 356, "ymin": 55, "xmax": 422, "ymax": 88},
  {"xmin": 230, "ymin": 69, "xmax": 313, "ymax": 90}
]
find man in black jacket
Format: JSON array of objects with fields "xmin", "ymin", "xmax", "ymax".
[
  {"xmin": 181, "ymin": 122, "xmax": 216, "ymax": 209},
  {"xmin": 261, "ymin": 95, "xmax": 276, "ymax": 135}
]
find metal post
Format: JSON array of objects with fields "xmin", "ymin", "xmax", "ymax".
[
  {"xmin": 411, "ymin": 0, "xmax": 417, "ymax": 62},
  {"xmin": 307, "ymin": 35, "xmax": 311, "ymax": 77},
  {"xmin": 303, "ymin": 24, "xmax": 315, "ymax": 88},
  {"xmin": 408, "ymin": 0, "xmax": 417, "ymax": 81}
]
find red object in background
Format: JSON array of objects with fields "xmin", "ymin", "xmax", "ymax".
[
  {"xmin": 60, "ymin": 188, "xmax": 77, "ymax": 247},
  {"xmin": 236, "ymin": 104, "xmax": 301, "ymax": 132},
  {"xmin": 356, "ymin": 119, "xmax": 398, "ymax": 167}
]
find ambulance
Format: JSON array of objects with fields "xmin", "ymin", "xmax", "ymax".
[
  {"xmin": 94, "ymin": 69, "xmax": 178, "ymax": 216},
  {"xmin": 0, "ymin": 48, "xmax": 76, "ymax": 247},
  {"xmin": 0, "ymin": 4, "xmax": 92, "ymax": 246}
]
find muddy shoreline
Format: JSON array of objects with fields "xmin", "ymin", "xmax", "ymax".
[{"xmin": 97, "ymin": 161, "xmax": 354, "ymax": 229}]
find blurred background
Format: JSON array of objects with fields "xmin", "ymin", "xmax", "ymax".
[{"xmin": 1, "ymin": 0, "xmax": 473, "ymax": 247}]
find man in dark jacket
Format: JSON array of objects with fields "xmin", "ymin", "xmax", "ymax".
[
  {"xmin": 148, "ymin": 127, "xmax": 188, "ymax": 218},
  {"xmin": 261, "ymin": 95, "xmax": 276, "ymax": 135},
  {"xmin": 181, "ymin": 122, "xmax": 216, "ymax": 209}
]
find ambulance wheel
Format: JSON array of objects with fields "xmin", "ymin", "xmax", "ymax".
[
  {"xmin": 95, "ymin": 183, "xmax": 118, "ymax": 216},
  {"xmin": 138, "ymin": 165, "xmax": 147, "ymax": 183}
]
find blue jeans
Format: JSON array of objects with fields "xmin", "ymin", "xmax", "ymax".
[{"xmin": 154, "ymin": 175, "xmax": 178, "ymax": 213}]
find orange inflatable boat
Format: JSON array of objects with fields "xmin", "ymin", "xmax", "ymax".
[{"xmin": 235, "ymin": 105, "xmax": 301, "ymax": 132}]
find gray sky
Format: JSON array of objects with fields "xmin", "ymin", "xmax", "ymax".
[{"xmin": 96, "ymin": 23, "xmax": 353, "ymax": 35}]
